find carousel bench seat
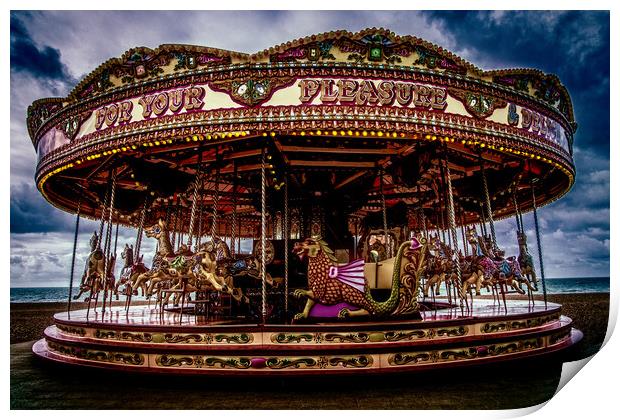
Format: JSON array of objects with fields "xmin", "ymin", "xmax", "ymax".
[{"xmin": 364, "ymin": 257, "xmax": 396, "ymax": 289}]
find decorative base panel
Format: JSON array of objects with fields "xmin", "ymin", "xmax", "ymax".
[{"xmin": 33, "ymin": 299, "xmax": 582, "ymax": 375}]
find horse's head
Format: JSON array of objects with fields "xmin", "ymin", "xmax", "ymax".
[
  {"xmin": 145, "ymin": 219, "xmax": 166, "ymax": 239},
  {"xmin": 198, "ymin": 241, "xmax": 217, "ymax": 263},
  {"xmin": 465, "ymin": 227, "xmax": 478, "ymax": 244},
  {"xmin": 89, "ymin": 231, "xmax": 99, "ymax": 251},
  {"xmin": 121, "ymin": 244, "xmax": 133, "ymax": 261},
  {"xmin": 517, "ymin": 232, "xmax": 528, "ymax": 251}
]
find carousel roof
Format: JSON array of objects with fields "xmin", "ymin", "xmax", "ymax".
[{"xmin": 26, "ymin": 28, "xmax": 577, "ymax": 234}]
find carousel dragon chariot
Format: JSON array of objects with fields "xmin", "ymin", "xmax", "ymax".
[{"xmin": 293, "ymin": 235, "xmax": 427, "ymax": 319}]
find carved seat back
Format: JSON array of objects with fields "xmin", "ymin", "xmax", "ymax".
[{"xmin": 364, "ymin": 257, "xmax": 396, "ymax": 289}]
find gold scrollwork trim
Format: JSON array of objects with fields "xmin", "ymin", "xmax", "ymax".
[
  {"xmin": 214, "ymin": 333, "xmax": 253, "ymax": 344},
  {"xmin": 389, "ymin": 336, "xmax": 545, "ymax": 366},
  {"xmin": 94, "ymin": 329, "xmax": 153, "ymax": 342},
  {"xmin": 163, "ymin": 333, "xmax": 205, "ymax": 344},
  {"xmin": 56, "ymin": 324, "xmax": 86, "ymax": 337},
  {"xmin": 271, "ymin": 333, "xmax": 314, "ymax": 344},
  {"xmin": 480, "ymin": 313, "xmax": 560, "ymax": 334},
  {"xmin": 47, "ymin": 341, "xmax": 144, "ymax": 365}
]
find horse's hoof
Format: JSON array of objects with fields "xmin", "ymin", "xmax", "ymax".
[{"xmin": 475, "ymin": 292, "xmax": 481, "ymax": 296}]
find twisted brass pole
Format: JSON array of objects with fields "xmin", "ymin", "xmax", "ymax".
[
  {"xmin": 531, "ymin": 181, "xmax": 548, "ymax": 309},
  {"xmin": 261, "ymin": 147, "xmax": 267, "ymax": 324},
  {"xmin": 102, "ymin": 169, "xmax": 117, "ymax": 314},
  {"xmin": 379, "ymin": 169, "xmax": 390, "ymax": 257},
  {"xmin": 480, "ymin": 163, "xmax": 497, "ymax": 247},
  {"xmin": 187, "ymin": 149, "xmax": 203, "ymax": 249},
  {"xmin": 284, "ymin": 172, "xmax": 289, "ymax": 317},
  {"xmin": 444, "ymin": 154, "xmax": 461, "ymax": 303}
]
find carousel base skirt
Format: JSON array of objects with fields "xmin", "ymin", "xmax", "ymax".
[{"xmin": 33, "ymin": 299, "xmax": 581, "ymax": 375}]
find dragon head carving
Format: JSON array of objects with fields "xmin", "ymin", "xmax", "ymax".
[{"xmin": 293, "ymin": 237, "xmax": 337, "ymax": 262}]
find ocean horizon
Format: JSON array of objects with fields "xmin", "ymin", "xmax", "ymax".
[{"xmin": 10, "ymin": 276, "xmax": 610, "ymax": 303}]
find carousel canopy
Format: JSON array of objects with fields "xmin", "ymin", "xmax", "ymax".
[{"xmin": 27, "ymin": 28, "xmax": 576, "ymax": 234}]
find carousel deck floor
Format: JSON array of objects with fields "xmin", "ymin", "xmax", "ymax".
[{"xmin": 53, "ymin": 298, "xmax": 558, "ymax": 327}]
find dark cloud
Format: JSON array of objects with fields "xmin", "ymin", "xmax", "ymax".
[
  {"xmin": 10, "ymin": 182, "xmax": 99, "ymax": 234},
  {"xmin": 425, "ymin": 11, "xmax": 610, "ymax": 156},
  {"xmin": 10, "ymin": 13, "xmax": 74, "ymax": 82}
]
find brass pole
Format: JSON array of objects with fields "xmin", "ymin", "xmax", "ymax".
[
  {"xmin": 531, "ymin": 181, "xmax": 548, "ymax": 309},
  {"xmin": 261, "ymin": 147, "xmax": 268, "ymax": 324},
  {"xmin": 67, "ymin": 199, "xmax": 82, "ymax": 318}
]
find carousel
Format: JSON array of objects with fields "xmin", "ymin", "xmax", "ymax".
[{"xmin": 29, "ymin": 28, "xmax": 581, "ymax": 375}]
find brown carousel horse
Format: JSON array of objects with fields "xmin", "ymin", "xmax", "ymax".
[
  {"xmin": 74, "ymin": 231, "xmax": 117, "ymax": 302},
  {"xmin": 114, "ymin": 244, "xmax": 149, "ymax": 298},
  {"xmin": 423, "ymin": 234, "xmax": 459, "ymax": 299},
  {"xmin": 159, "ymin": 240, "xmax": 249, "ymax": 306},
  {"xmin": 213, "ymin": 237, "xmax": 275, "ymax": 286},
  {"xmin": 132, "ymin": 220, "xmax": 248, "ymax": 306},
  {"xmin": 517, "ymin": 232, "xmax": 539, "ymax": 292},
  {"xmin": 131, "ymin": 220, "xmax": 196, "ymax": 300}
]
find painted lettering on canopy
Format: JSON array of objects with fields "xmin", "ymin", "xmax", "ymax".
[
  {"xmin": 514, "ymin": 106, "xmax": 563, "ymax": 144},
  {"xmin": 95, "ymin": 101, "xmax": 133, "ymax": 130},
  {"xmin": 138, "ymin": 86, "xmax": 205, "ymax": 119},
  {"xmin": 298, "ymin": 79, "xmax": 447, "ymax": 110},
  {"xmin": 94, "ymin": 86, "xmax": 206, "ymax": 130}
]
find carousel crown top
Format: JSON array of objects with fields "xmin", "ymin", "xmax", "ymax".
[{"xmin": 27, "ymin": 28, "xmax": 576, "ymax": 236}]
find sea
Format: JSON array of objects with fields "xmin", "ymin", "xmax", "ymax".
[{"xmin": 10, "ymin": 277, "xmax": 611, "ymax": 303}]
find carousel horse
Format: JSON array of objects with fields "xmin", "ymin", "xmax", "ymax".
[
  {"xmin": 131, "ymin": 220, "xmax": 198, "ymax": 299},
  {"xmin": 132, "ymin": 220, "xmax": 248, "ymax": 307},
  {"xmin": 115, "ymin": 244, "xmax": 149, "ymax": 298},
  {"xmin": 74, "ymin": 232, "xmax": 118, "ymax": 301},
  {"xmin": 158, "ymin": 241, "xmax": 249, "ymax": 306},
  {"xmin": 423, "ymin": 235, "xmax": 457, "ymax": 299},
  {"xmin": 459, "ymin": 227, "xmax": 529, "ymax": 300},
  {"xmin": 517, "ymin": 232, "xmax": 538, "ymax": 292},
  {"xmin": 212, "ymin": 237, "xmax": 275, "ymax": 287}
]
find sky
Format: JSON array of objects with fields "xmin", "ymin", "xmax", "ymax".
[{"xmin": 9, "ymin": 10, "xmax": 610, "ymax": 287}]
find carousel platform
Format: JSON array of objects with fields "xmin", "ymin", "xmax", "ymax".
[{"xmin": 32, "ymin": 298, "xmax": 582, "ymax": 375}]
